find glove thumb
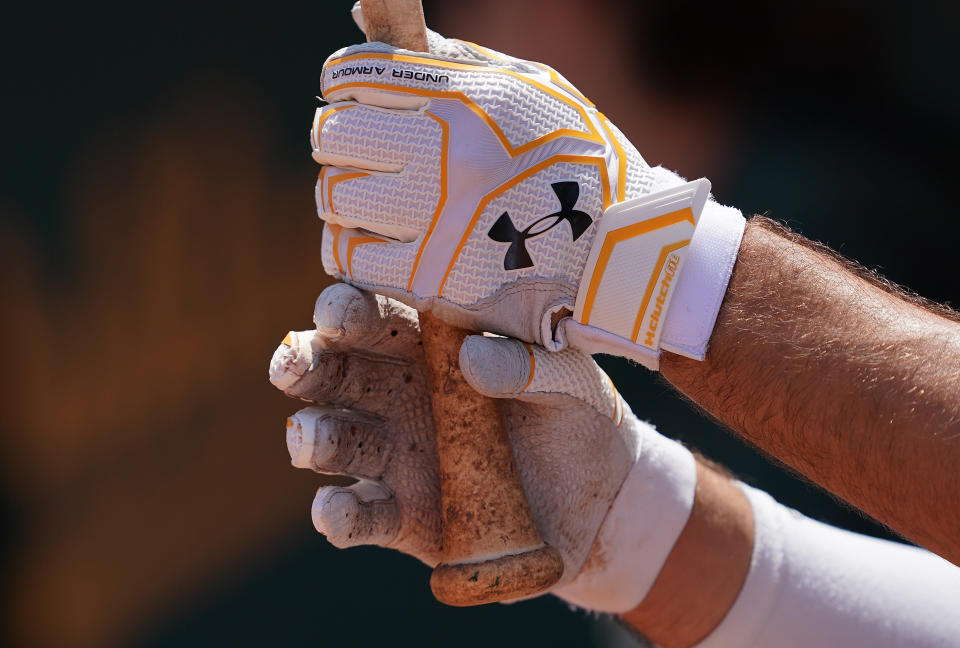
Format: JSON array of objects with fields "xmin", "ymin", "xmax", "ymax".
[
  {"xmin": 461, "ymin": 335, "xmax": 626, "ymax": 423},
  {"xmin": 459, "ymin": 335, "xmax": 532, "ymax": 399}
]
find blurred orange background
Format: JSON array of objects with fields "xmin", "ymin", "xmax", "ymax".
[{"xmin": 2, "ymin": 1, "xmax": 958, "ymax": 646}]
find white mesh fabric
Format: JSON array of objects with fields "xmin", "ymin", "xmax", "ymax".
[
  {"xmin": 442, "ymin": 161, "xmax": 604, "ymax": 305},
  {"xmin": 316, "ymin": 104, "xmax": 437, "ymax": 169},
  {"xmin": 429, "ymin": 32, "xmax": 491, "ymax": 63},
  {"xmin": 463, "ymin": 71, "xmax": 587, "ymax": 151},
  {"xmin": 347, "ymin": 239, "xmax": 418, "ymax": 290},
  {"xmin": 317, "ymin": 113, "xmax": 442, "ymax": 238},
  {"xmin": 606, "ymin": 120, "xmax": 658, "ymax": 202},
  {"xmin": 448, "ymin": 38, "xmax": 541, "ymax": 74},
  {"xmin": 332, "ymin": 174, "xmax": 439, "ymax": 240},
  {"xmin": 525, "ymin": 345, "xmax": 620, "ymax": 421}
]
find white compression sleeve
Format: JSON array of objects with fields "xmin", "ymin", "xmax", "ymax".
[{"xmin": 697, "ymin": 484, "xmax": 960, "ymax": 648}]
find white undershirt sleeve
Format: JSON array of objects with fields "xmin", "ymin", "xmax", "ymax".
[{"xmin": 696, "ymin": 484, "xmax": 960, "ymax": 648}]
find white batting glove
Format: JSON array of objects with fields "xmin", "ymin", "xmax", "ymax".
[
  {"xmin": 311, "ymin": 7, "xmax": 745, "ymax": 370},
  {"xmin": 268, "ymin": 283, "xmax": 698, "ymax": 611}
]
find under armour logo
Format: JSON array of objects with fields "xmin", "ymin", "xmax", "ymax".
[{"xmin": 487, "ymin": 181, "xmax": 592, "ymax": 270}]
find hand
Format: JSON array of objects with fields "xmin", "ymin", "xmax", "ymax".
[
  {"xmin": 311, "ymin": 11, "xmax": 744, "ymax": 369},
  {"xmin": 268, "ymin": 283, "xmax": 697, "ymax": 610}
]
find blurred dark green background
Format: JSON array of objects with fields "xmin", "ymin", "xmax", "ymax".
[{"xmin": 2, "ymin": 0, "xmax": 958, "ymax": 646}]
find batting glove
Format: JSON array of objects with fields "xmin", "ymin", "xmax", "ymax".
[
  {"xmin": 269, "ymin": 283, "xmax": 697, "ymax": 611},
  {"xmin": 311, "ymin": 7, "xmax": 745, "ymax": 370}
]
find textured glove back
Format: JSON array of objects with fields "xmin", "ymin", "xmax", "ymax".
[
  {"xmin": 316, "ymin": 34, "xmax": 659, "ymax": 324},
  {"xmin": 314, "ymin": 28, "xmax": 744, "ymax": 369}
]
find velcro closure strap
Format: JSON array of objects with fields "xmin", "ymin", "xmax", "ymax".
[{"xmin": 573, "ymin": 179, "xmax": 711, "ymax": 353}]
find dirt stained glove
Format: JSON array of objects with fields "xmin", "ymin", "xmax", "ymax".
[
  {"xmin": 268, "ymin": 283, "xmax": 698, "ymax": 611},
  {"xmin": 312, "ymin": 7, "xmax": 745, "ymax": 370}
]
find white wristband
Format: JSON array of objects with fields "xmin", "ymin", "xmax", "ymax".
[
  {"xmin": 661, "ymin": 200, "xmax": 745, "ymax": 360},
  {"xmin": 553, "ymin": 423, "xmax": 697, "ymax": 612}
]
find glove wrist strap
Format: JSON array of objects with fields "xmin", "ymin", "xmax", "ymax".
[{"xmin": 567, "ymin": 179, "xmax": 745, "ymax": 369}]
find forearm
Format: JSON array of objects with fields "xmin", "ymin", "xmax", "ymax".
[
  {"xmin": 620, "ymin": 462, "xmax": 960, "ymax": 648},
  {"xmin": 661, "ymin": 218, "xmax": 960, "ymax": 563}
]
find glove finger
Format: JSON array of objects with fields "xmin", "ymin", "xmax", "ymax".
[
  {"xmin": 321, "ymin": 44, "xmax": 500, "ymax": 103},
  {"xmin": 272, "ymin": 339, "xmax": 425, "ymax": 416},
  {"xmin": 313, "ymin": 104, "xmax": 445, "ymax": 243},
  {"xmin": 316, "ymin": 168, "xmax": 430, "ymax": 244},
  {"xmin": 311, "ymin": 103, "xmax": 407, "ymax": 172},
  {"xmin": 459, "ymin": 335, "xmax": 624, "ymax": 424},
  {"xmin": 316, "ymin": 167, "xmax": 408, "ymax": 242},
  {"xmin": 321, "ymin": 223, "xmax": 421, "ymax": 297},
  {"xmin": 286, "ymin": 406, "xmax": 392, "ymax": 480},
  {"xmin": 312, "ymin": 480, "xmax": 399, "ymax": 549},
  {"xmin": 268, "ymin": 283, "xmax": 423, "ymax": 389},
  {"xmin": 312, "ymin": 282, "xmax": 422, "ymax": 358}
]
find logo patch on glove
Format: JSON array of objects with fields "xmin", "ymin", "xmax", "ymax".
[{"xmin": 488, "ymin": 182, "xmax": 593, "ymax": 270}]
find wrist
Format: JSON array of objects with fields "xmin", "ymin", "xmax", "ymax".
[
  {"xmin": 553, "ymin": 423, "xmax": 697, "ymax": 612},
  {"xmin": 621, "ymin": 463, "xmax": 754, "ymax": 648}
]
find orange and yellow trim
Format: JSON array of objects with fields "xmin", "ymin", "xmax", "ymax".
[
  {"xmin": 597, "ymin": 112, "xmax": 627, "ymax": 203},
  {"xmin": 449, "ymin": 40, "xmax": 595, "ymax": 107},
  {"xmin": 327, "ymin": 222, "xmax": 387, "ymax": 280},
  {"xmin": 346, "ymin": 235, "xmax": 386, "ymax": 280},
  {"xmin": 629, "ymin": 239, "xmax": 690, "ymax": 343},
  {"xmin": 326, "ymin": 171, "xmax": 369, "ymax": 214},
  {"xmin": 529, "ymin": 61, "xmax": 594, "ymax": 107},
  {"xmin": 327, "ymin": 223, "xmax": 345, "ymax": 275},
  {"xmin": 579, "ymin": 207, "xmax": 695, "ymax": 325},
  {"xmin": 520, "ymin": 342, "xmax": 537, "ymax": 393}
]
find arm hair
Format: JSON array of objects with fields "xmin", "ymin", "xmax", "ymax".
[{"xmin": 661, "ymin": 216, "xmax": 960, "ymax": 564}]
